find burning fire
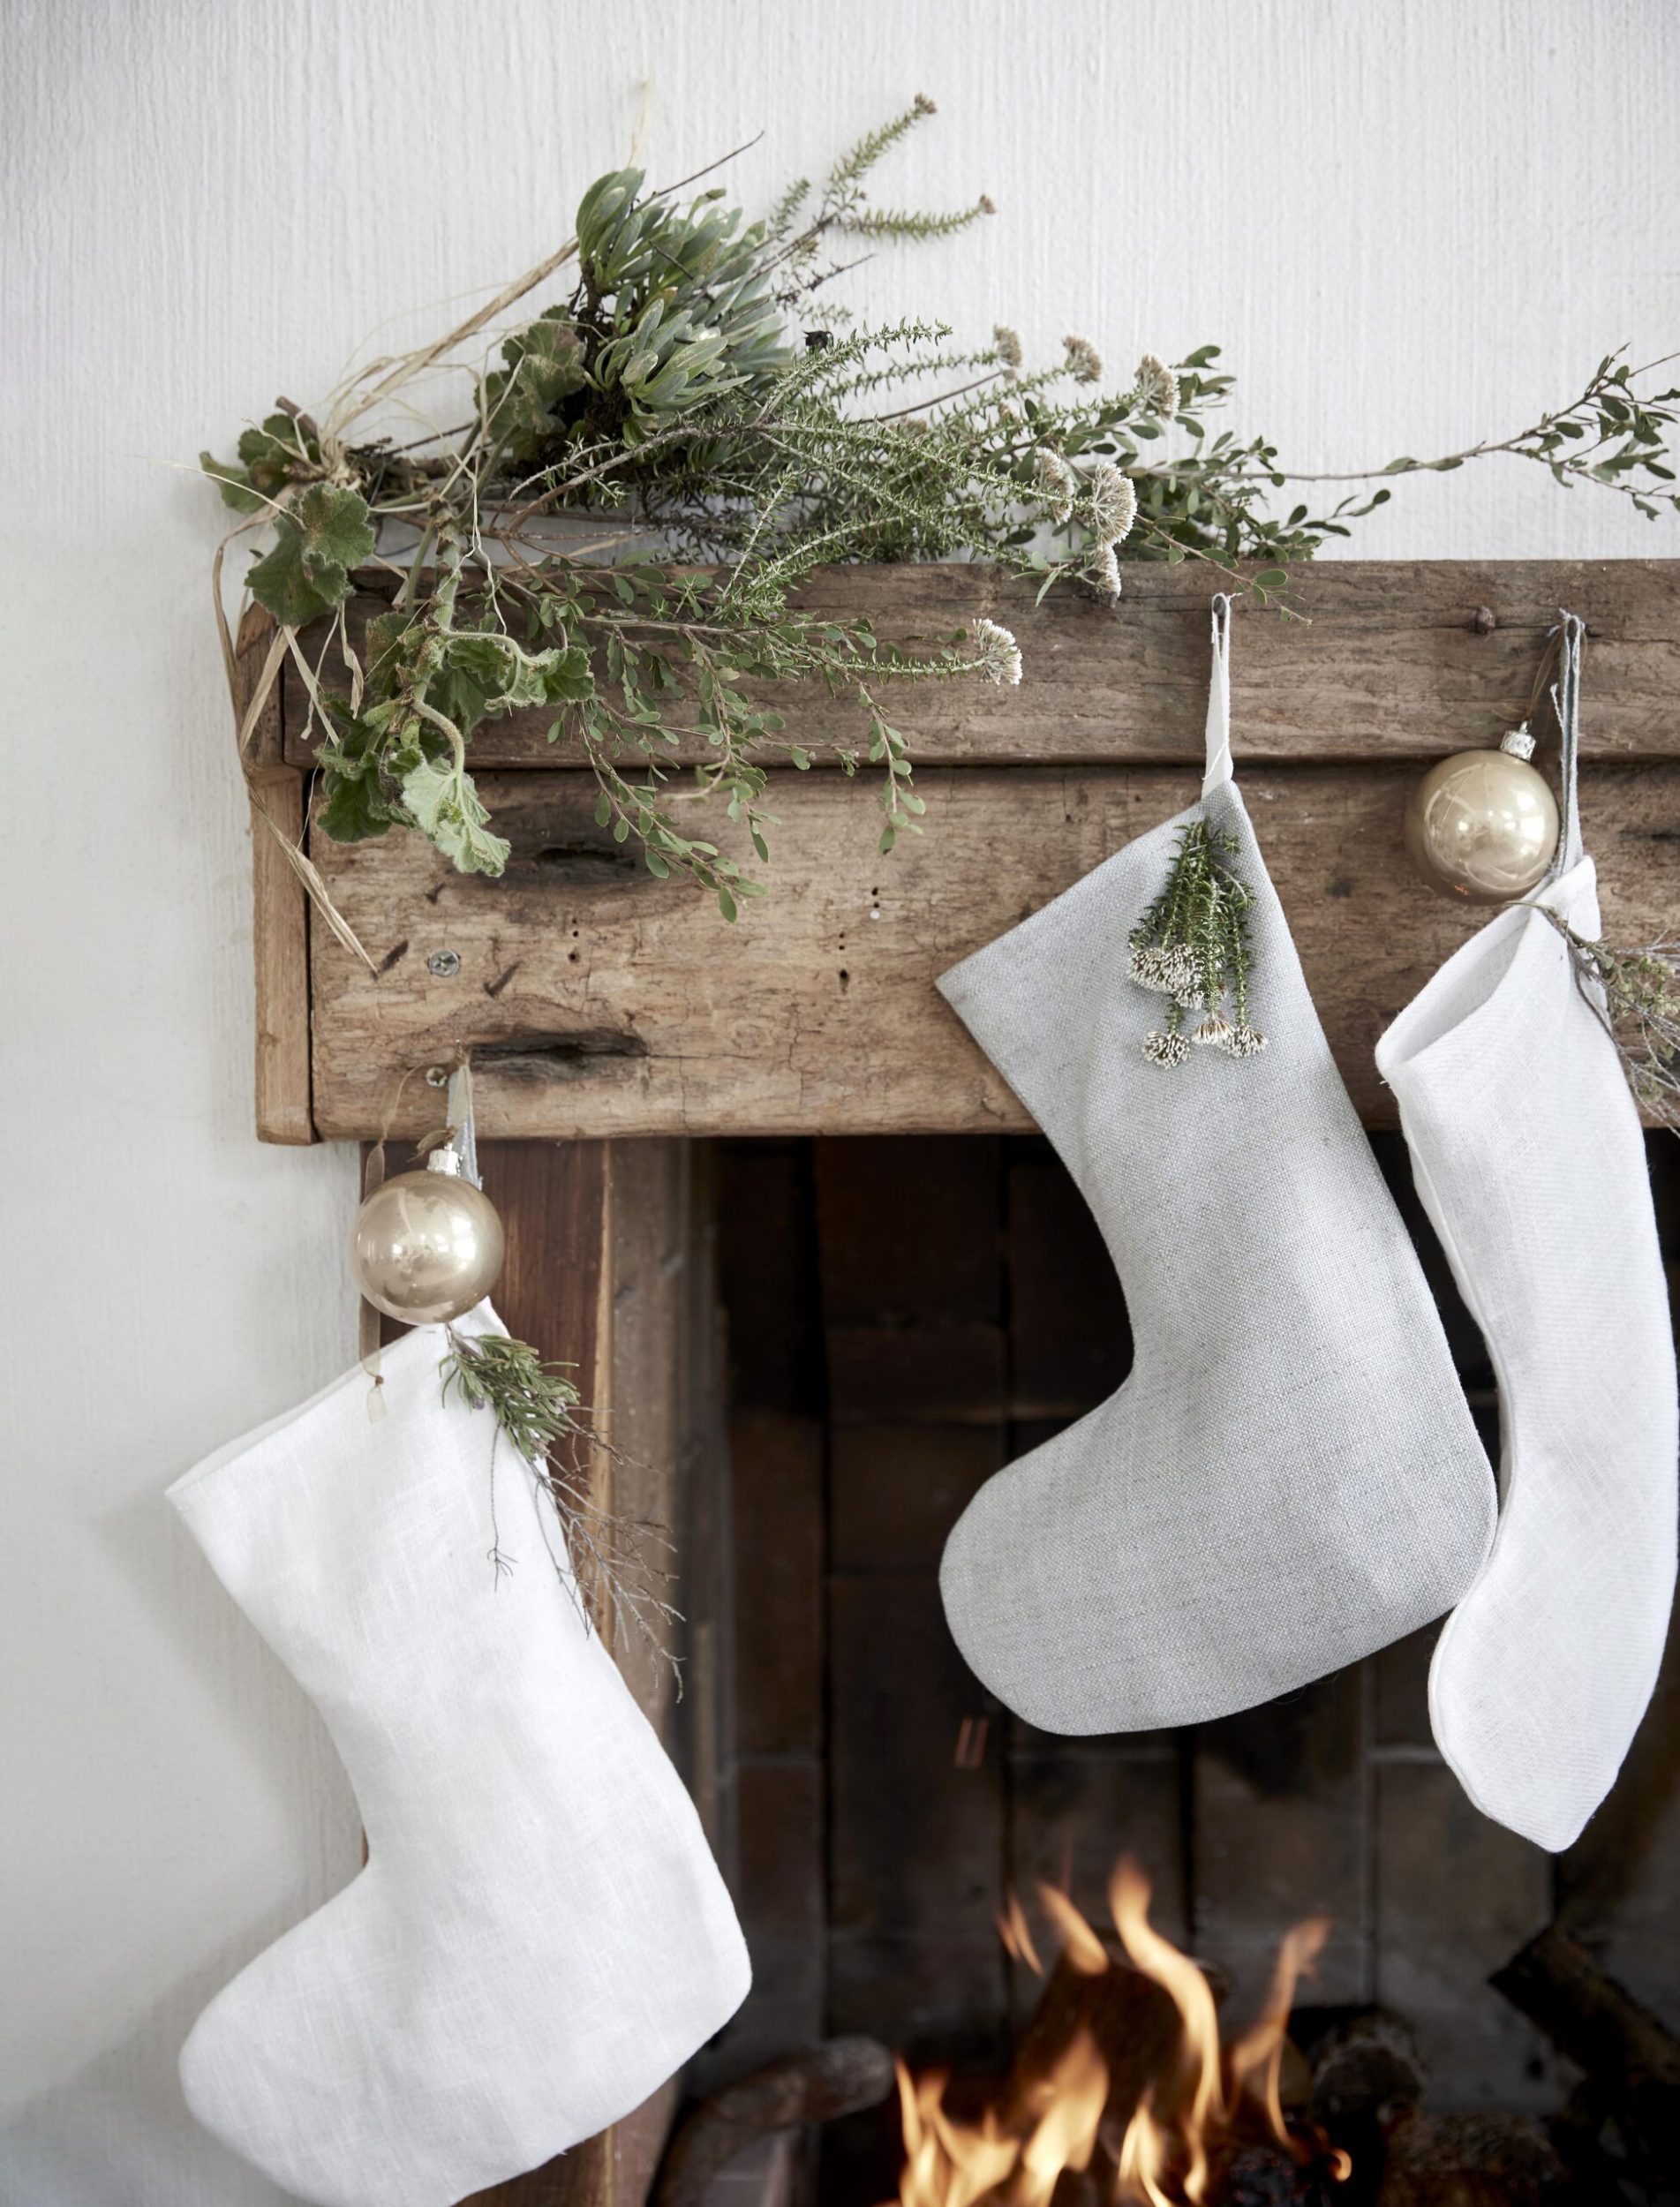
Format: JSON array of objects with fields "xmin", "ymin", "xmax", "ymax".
[{"xmin": 888, "ymin": 1861, "xmax": 1352, "ymax": 2207}]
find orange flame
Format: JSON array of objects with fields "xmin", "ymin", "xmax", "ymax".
[
  {"xmin": 1109, "ymin": 1860, "xmax": 1226, "ymax": 2203},
  {"xmin": 1225, "ymin": 1916, "xmax": 1330, "ymax": 2143},
  {"xmin": 885, "ymin": 1857, "xmax": 1351, "ymax": 2207}
]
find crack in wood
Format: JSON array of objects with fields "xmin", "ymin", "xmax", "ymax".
[{"xmin": 469, "ymin": 1029, "xmax": 650, "ymax": 1077}]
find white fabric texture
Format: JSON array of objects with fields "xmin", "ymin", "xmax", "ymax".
[
  {"xmin": 935, "ymin": 600, "xmax": 1495, "ymax": 1735},
  {"xmin": 168, "ymin": 1304, "xmax": 750, "ymax": 2207},
  {"xmin": 1377, "ymin": 616, "xmax": 1678, "ymax": 1851}
]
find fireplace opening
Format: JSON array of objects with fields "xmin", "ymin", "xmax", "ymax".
[{"xmin": 674, "ymin": 1134, "xmax": 1680, "ymax": 2207}]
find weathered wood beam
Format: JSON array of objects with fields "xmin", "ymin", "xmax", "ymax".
[
  {"xmin": 306, "ymin": 758, "xmax": 1680, "ymax": 1139},
  {"xmin": 461, "ymin": 1140, "xmax": 705, "ymax": 2207},
  {"xmin": 237, "ymin": 604, "xmax": 314, "ymax": 1142},
  {"xmin": 289, "ymin": 560, "xmax": 1680, "ymax": 771}
]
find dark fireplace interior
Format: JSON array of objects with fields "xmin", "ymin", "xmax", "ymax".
[{"xmin": 671, "ymin": 1133, "xmax": 1680, "ymax": 2207}]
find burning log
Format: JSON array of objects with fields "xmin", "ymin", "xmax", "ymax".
[
  {"xmin": 1013, "ymin": 1945, "xmax": 1184, "ymax": 2135},
  {"xmin": 1220, "ymin": 2143, "xmax": 1338, "ymax": 2204},
  {"xmin": 1304, "ymin": 2009, "xmax": 1427, "ymax": 2185},
  {"xmin": 883, "ymin": 1864, "xmax": 1352, "ymax": 2207},
  {"xmin": 655, "ymin": 2038, "xmax": 897, "ymax": 2207},
  {"xmin": 1307, "ymin": 2010, "xmax": 1427, "ymax": 2131}
]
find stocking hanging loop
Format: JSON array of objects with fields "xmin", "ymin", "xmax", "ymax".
[
  {"xmin": 1548, "ymin": 609, "xmax": 1586, "ymax": 876},
  {"xmin": 1202, "ymin": 593, "xmax": 1234, "ymax": 796}
]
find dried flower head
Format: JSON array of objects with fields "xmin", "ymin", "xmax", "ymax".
[
  {"xmin": 1222, "ymin": 1025, "xmax": 1269, "ymax": 1058},
  {"xmin": 1129, "ymin": 943, "xmax": 1197, "ymax": 998},
  {"xmin": 977, "ymin": 194, "xmax": 997, "ymax": 215},
  {"xmin": 913, "ymin": 92, "xmax": 937, "ymax": 115},
  {"xmin": 993, "ymin": 325, "xmax": 1024, "ymax": 373},
  {"xmin": 968, "ymin": 615, "xmax": 1022, "ymax": 687},
  {"xmin": 1164, "ymin": 944, "xmax": 1201, "ymax": 997},
  {"xmin": 1088, "ymin": 462, "xmax": 1138, "ymax": 547},
  {"xmin": 1135, "ymin": 353, "xmax": 1179, "ymax": 419},
  {"xmin": 1142, "ymin": 1030, "xmax": 1192, "ymax": 1067},
  {"xmin": 1064, "ymin": 335, "xmax": 1104, "ymax": 384},
  {"xmin": 1035, "ymin": 445, "xmax": 1076, "ymax": 524},
  {"xmin": 1193, "ymin": 1012, "xmax": 1233, "ymax": 1050},
  {"xmin": 1089, "ymin": 539, "xmax": 1123, "ymax": 601}
]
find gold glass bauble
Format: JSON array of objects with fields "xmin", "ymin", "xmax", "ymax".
[
  {"xmin": 350, "ymin": 1162, "xmax": 505, "ymax": 1323},
  {"xmin": 1403, "ymin": 741, "xmax": 1560, "ymax": 905}
]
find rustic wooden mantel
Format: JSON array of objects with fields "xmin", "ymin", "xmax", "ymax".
[{"xmin": 247, "ymin": 560, "xmax": 1680, "ymax": 1142}]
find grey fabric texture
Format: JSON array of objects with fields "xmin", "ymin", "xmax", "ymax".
[{"xmin": 934, "ymin": 631, "xmax": 1495, "ymax": 1735}]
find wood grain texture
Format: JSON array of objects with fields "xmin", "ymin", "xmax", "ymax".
[
  {"xmin": 237, "ymin": 601, "xmax": 315, "ymax": 1144},
  {"xmin": 308, "ymin": 759, "xmax": 1680, "ymax": 1137},
  {"xmin": 462, "ymin": 1139, "xmax": 612, "ymax": 2207},
  {"xmin": 290, "ymin": 561, "xmax": 1680, "ymax": 770},
  {"xmin": 463, "ymin": 1140, "xmax": 700, "ymax": 2207},
  {"xmin": 249, "ymin": 765, "xmax": 313, "ymax": 1141}
]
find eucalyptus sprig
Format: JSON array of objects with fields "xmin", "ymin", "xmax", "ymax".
[
  {"xmin": 441, "ymin": 1328, "xmax": 681, "ymax": 1676},
  {"xmin": 204, "ymin": 97, "xmax": 1679, "ymax": 914}
]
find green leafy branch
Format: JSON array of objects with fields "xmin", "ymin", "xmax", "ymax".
[
  {"xmin": 1530, "ymin": 912, "xmax": 1680, "ymax": 1130},
  {"xmin": 441, "ymin": 1328, "xmax": 681, "ymax": 1676},
  {"xmin": 204, "ymin": 97, "xmax": 1679, "ymax": 914}
]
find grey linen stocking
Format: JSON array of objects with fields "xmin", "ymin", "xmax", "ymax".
[{"xmin": 934, "ymin": 598, "xmax": 1495, "ymax": 1733}]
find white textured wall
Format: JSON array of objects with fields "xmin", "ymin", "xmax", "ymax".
[{"xmin": 2, "ymin": 2, "xmax": 1676, "ymax": 2197}]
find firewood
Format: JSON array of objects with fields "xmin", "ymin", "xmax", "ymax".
[
  {"xmin": 1375, "ymin": 2111, "xmax": 1563, "ymax": 2206},
  {"xmin": 654, "ymin": 2038, "xmax": 896, "ymax": 2207},
  {"xmin": 1220, "ymin": 2143, "xmax": 1330, "ymax": 2204},
  {"xmin": 1012, "ymin": 1947, "xmax": 1184, "ymax": 2131},
  {"xmin": 1307, "ymin": 2022, "xmax": 1421, "ymax": 2136},
  {"xmin": 1307, "ymin": 2007, "xmax": 1427, "ymax": 2173},
  {"xmin": 1489, "ymin": 1924, "xmax": 1680, "ymax": 2166}
]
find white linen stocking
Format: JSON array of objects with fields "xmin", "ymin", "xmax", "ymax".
[
  {"xmin": 169, "ymin": 1305, "xmax": 750, "ymax": 2207},
  {"xmin": 933, "ymin": 599, "xmax": 1495, "ymax": 1734},
  {"xmin": 1377, "ymin": 615, "xmax": 1678, "ymax": 1850}
]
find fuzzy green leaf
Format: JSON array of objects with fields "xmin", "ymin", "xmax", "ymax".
[
  {"xmin": 246, "ymin": 485, "xmax": 376, "ymax": 628},
  {"xmin": 200, "ymin": 453, "xmax": 267, "ymax": 516},
  {"xmin": 400, "ymin": 757, "xmax": 510, "ymax": 877},
  {"xmin": 318, "ymin": 771, "xmax": 396, "ymax": 844}
]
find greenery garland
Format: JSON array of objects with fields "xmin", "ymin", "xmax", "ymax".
[{"xmin": 205, "ymin": 96, "xmax": 1680, "ymax": 915}]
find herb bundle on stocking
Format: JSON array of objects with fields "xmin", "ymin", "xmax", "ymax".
[{"xmin": 1128, "ymin": 818, "xmax": 1266, "ymax": 1064}]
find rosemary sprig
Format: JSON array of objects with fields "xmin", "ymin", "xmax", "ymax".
[
  {"xmin": 1128, "ymin": 817, "xmax": 1267, "ymax": 1066},
  {"xmin": 441, "ymin": 1328, "xmax": 682, "ymax": 1679},
  {"xmin": 1532, "ymin": 910, "xmax": 1680, "ymax": 1130}
]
